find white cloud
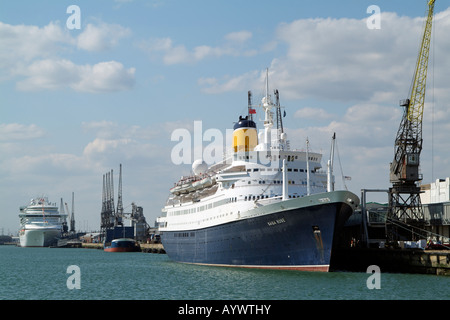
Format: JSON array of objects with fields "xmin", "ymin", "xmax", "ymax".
[
  {"xmin": 74, "ymin": 61, "xmax": 135, "ymax": 93},
  {"xmin": 289, "ymin": 103, "xmax": 401, "ymax": 151},
  {"xmin": 81, "ymin": 121, "xmax": 161, "ymax": 141},
  {"xmin": 224, "ymin": 30, "xmax": 252, "ymax": 43},
  {"xmin": 0, "ymin": 123, "xmax": 46, "ymax": 141},
  {"xmin": 0, "ymin": 21, "xmax": 134, "ymax": 93},
  {"xmin": 0, "ymin": 121, "xmax": 174, "ymax": 187},
  {"xmin": 16, "ymin": 59, "xmax": 135, "ymax": 93},
  {"xmin": 199, "ymin": 8, "xmax": 450, "ymax": 106},
  {"xmin": 0, "ymin": 20, "xmax": 131, "ymax": 61},
  {"xmin": 269, "ymin": 13, "xmax": 414, "ymax": 102},
  {"xmin": 0, "ymin": 21, "xmax": 72, "ymax": 74},
  {"xmin": 77, "ymin": 23, "xmax": 131, "ymax": 52},
  {"xmin": 198, "ymin": 70, "xmax": 260, "ymax": 94},
  {"xmin": 294, "ymin": 107, "xmax": 334, "ymax": 121},
  {"xmin": 83, "ymin": 138, "xmax": 133, "ymax": 158},
  {"xmin": 141, "ymin": 30, "xmax": 256, "ymax": 65}
]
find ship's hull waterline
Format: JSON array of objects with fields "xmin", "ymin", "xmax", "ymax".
[
  {"xmin": 161, "ymin": 191, "xmax": 358, "ymax": 272},
  {"xmin": 19, "ymin": 227, "xmax": 61, "ymax": 247}
]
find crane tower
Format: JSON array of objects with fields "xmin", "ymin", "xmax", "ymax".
[{"xmin": 387, "ymin": 0, "xmax": 436, "ymax": 242}]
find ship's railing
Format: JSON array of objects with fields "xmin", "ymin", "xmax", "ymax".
[
  {"xmin": 166, "ymin": 185, "xmax": 219, "ymax": 206},
  {"xmin": 253, "ymin": 195, "xmax": 283, "ymax": 206}
]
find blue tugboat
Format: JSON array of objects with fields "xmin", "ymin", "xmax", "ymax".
[{"xmin": 104, "ymin": 238, "xmax": 140, "ymax": 252}]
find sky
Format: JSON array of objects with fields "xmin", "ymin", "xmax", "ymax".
[{"xmin": 1, "ymin": 0, "xmax": 449, "ymax": 234}]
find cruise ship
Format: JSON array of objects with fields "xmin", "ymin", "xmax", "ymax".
[
  {"xmin": 158, "ymin": 73, "xmax": 359, "ymax": 271},
  {"xmin": 19, "ymin": 197, "xmax": 67, "ymax": 247}
]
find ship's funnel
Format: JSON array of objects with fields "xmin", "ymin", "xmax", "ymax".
[{"xmin": 233, "ymin": 116, "xmax": 257, "ymax": 152}]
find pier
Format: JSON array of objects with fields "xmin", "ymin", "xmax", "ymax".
[
  {"xmin": 140, "ymin": 243, "xmax": 165, "ymax": 254},
  {"xmin": 331, "ymin": 248, "xmax": 450, "ymax": 276}
]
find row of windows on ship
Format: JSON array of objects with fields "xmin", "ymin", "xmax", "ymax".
[
  {"xmin": 246, "ymin": 167, "xmax": 317, "ymax": 173},
  {"xmin": 169, "ymin": 193, "xmax": 312, "ymax": 216},
  {"xmin": 236, "ymin": 154, "xmax": 320, "ymax": 162},
  {"xmin": 226, "ymin": 180, "xmax": 319, "ymax": 186}
]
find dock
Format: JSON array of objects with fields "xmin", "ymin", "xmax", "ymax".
[
  {"xmin": 81, "ymin": 242, "xmax": 103, "ymax": 249},
  {"xmin": 331, "ymin": 248, "xmax": 450, "ymax": 276},
  {"xmin": 140, "ymin": 243, "xmax": 165, "ymax": 254}
]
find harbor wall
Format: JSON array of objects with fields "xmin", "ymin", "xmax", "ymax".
[
  {"xmin": 140, "ymin": 243, "xmax": 165, "ymax": 253},
  {"xmin": 331, "ymin": 248, "xmax": 450, "ymax": 275}
]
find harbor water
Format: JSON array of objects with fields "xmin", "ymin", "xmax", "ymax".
[{"xmin": 0, "ymin": 246, "xmax": 448, "ymax": 300}]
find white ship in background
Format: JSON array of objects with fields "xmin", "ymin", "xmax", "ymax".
[{"xmin": 19, "ymin": 197, "xmax": 67, "ymax": 247}]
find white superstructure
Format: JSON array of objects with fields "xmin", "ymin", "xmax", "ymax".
[
  {"xmin": 19, "ymin": 197, "xmax": 67, "ymax": 247},
  {"xmin": 421, "ymin": 177, "xmax": 450, "ymax": 204},
  {"xmin": 158, "ymin": 71, "xmax": 334, "ymax": 233}
]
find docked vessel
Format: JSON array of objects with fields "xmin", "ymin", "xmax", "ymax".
[
  {"xmin": 19, "ymin": 197, "xmax": 67, "ymax": 247},
  {"xmin": 104, "ymin": 238, "xmax": 140, "ymax": 252},
  {"xmin": 157, "ymin": 72, "xmax": 359, "ymax": 271}
]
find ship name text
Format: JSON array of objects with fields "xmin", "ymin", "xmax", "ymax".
[{"xmin": 267, "ymin": 217, "xmax": 286, "ymax": 226}]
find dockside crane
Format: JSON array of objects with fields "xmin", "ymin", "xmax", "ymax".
[
  {"xmin": 101, "ymin": 170, "xmax": 116, "ymax": 234},
  {"xmin": 70, "ymin": 192, "xmax": 75, "ymax": 233},
  {"xmin": 116, "ymin": 163, "xmax": 124, "ymax": 226},
  {"xmin": 387, "ymin": 0, "xmax": 436, "ymax": 242}
]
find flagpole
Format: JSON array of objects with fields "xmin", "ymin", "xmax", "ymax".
[{"xmin": 306, "ymin": 137, "xmax": 311, "ymax": 196}]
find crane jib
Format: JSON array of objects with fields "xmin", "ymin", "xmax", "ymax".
[{"xmin": 406, "ymin": 1, "xmax": 434, "ymax": 123}]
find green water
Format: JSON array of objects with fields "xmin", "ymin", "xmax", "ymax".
[{"xmin": 0, "ymin": 246, "xmax": 448, "ymax": 300}]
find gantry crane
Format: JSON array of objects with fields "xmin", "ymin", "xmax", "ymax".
[
  {"xmin": 65, "ymin": 196, "xmax": 76, "ymax": 233},
  {"xmin": 387, "ymin": 0, "xmax": 436, "ymax": 242}
]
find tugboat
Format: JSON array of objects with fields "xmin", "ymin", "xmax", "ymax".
[{"xmin": 104, "ymin": 238, "xmax": 140, "ymax": 252}]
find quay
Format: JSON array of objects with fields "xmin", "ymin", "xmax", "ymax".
[
  {"xmin": 140, "ymin": 243, "xmax": 165, "ymax": 254},
  {"xmin": 81, "ymin": 242, "xmax": 102, "ymax": 249},
  {"xmin": 331, "ymin": 248, "xmax": 450, "ymax": 276}
]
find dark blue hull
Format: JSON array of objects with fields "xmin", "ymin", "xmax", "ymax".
[
  {"xmin": 104, "ymin": 238, "xmax": 140, "ymax": 252},
  {"xmin": 161, "ymin": 199, "xmax": 354, "ymax": 271}
]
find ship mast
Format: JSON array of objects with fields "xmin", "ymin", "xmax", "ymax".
[
  {"xmin": 252, "ymin": 68, "xmax": 288, "ymax": 152},
  {"xmin": 306, "ymin": 137, "xmax": 311, "ymax": 196},
  {"xmin": 327, "ymin": 133, "xmax": 336, "ymax": 192},
  {"xmin": 261, "ymin": 68, "xmax": 274, "ymax": 150}
]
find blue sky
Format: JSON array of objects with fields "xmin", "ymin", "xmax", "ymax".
[{"xmin": 1, "ymin": 0, "xmax": 449, "ymax": 233}]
